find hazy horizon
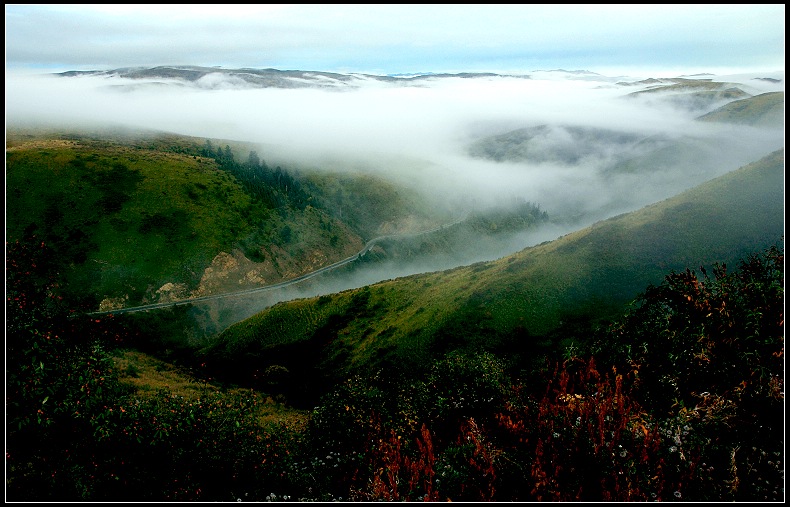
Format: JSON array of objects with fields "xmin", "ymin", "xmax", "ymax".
[{"xmin": 5, "ymin": 5, "xmax": 784, "ymax": 76}]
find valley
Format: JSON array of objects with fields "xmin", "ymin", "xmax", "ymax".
[{"xmin": 6, "ymin": 66, "xmax": 784, "ymax": 502}]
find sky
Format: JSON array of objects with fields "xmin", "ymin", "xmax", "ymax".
[{"xmin": 4, "ymin": 4, "xmax": 786, "ymax": 76}]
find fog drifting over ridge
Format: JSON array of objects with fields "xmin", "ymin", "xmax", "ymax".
[{"xmin": 6, "ymin": 68, "xmax": 785, "ymax": 232}]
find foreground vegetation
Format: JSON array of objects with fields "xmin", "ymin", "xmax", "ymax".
[{"xmin": 7, "ymin": 235, "xmax": 783, "ymax": 501}]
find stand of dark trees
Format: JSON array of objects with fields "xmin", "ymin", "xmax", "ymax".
[{"xmin": 202, "ymin": 139, "xmax": 310, "ymax": 211}]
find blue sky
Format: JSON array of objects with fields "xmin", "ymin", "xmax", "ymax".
[{"xmin": 4, "ymin": 4, "xmax": 785, "ymax": 76}]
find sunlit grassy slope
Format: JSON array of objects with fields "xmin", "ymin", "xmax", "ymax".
[
  {"xmin": 696, "ymin": 91, "xmax": 784, "ymax": 128},
  {"xmin": 623, "ymin": 78, "xmax": 752, "ymax": 111},
  {"xmin": 110, "ymin": 349, "xmax": 310, "ymax": 430},
  {"xmin": 203, "ymin": 148, "xmax": 784, "ymax": 394},
  {"xmin": 5, "ymin": 126, "xmax": 552, "ymax": 334},
  {"xmin": 5, "ymin": 128, "xmax": 365, "ymax": 309}
]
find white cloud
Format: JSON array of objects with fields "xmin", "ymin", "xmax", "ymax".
[{"xmin": 7, "ymin": 68, "xmax": 783, "ymax": 230}]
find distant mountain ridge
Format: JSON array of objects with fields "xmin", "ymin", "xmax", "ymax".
[
  {"xmin": 53, "ymin": 65, "xmax": 784, "ymax": 94},
  {"xmin": 54, "ymin": 65, "xmax": 531, "ymax": 90}
]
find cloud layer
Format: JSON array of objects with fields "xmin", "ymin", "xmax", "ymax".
[{"xmin": 6, "ymin": 69, "xmax": 784, "ymax": 226}]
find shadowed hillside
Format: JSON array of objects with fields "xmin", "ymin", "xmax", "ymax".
[{"xmin": 467, "ymin": 124, "xmax": 642, "ymax": 164}]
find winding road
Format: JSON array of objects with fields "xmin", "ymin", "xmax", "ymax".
[{"xmin": 88, "ymin": 216, "xmax": 466, "ymax": 316}]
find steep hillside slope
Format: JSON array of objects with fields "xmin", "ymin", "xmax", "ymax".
[
  {"xmin": 201, "ymin": 149, "xmax": 784, "ymax": 402},
  {"xmin": 696, "ymin": 91, "xmax": 784, "ymax": 128},
  {"xmin": 5, "ymin": 128, "xmax": 365, "ymax": 310},
  {"xmin": 7, "ymin": 126, "xmax": 552, "ymax": 337}
]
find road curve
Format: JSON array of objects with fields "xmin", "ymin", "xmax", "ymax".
[{"xmin": 87, "ymin": 215, "xmax": 467, "ymax": 316}]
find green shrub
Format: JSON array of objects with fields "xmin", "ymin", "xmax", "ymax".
[{"xmin": 412, "ymin": 350, "xmax": 512, "ymax": 442}]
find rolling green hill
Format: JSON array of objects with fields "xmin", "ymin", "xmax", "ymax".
[
  {"xmin": 623, "ymin": 78, "xmax": 752, "ymax": 112},
  {"xmin": 5, "ymin": 126, "xmax": 557, "ymax": 335},
  {"xmin": 696, "ymin": 91, "xmax": 784, "ymax": 128},
  {"xmin": 201, "ymin": 148, "xmax": 784, "ymax": 404},
  {"xmin": 5, "ymin": 128, "xmax": 365, "ymax": 310}
]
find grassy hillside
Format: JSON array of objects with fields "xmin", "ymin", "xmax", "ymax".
[
  {"xmin": 623, "ymin": 78, "xmax": 751, "ymax": 112},
  {"xmin": 5, "ymin": 128, "xmax": 365, "ymax": 310},
  {"xmin": 7, "ymin": 183, "xmax": 782, "ymax": 503},
  {"xmin": 6, "ymin": 126, "xmax": 560, "ymax": 343},
  {"xmin": 201, "ymin": 148, "xmax": 784, "ymax": 403},
  {"xmin": 696, "ymin": 91, "xmax": 784, "ymax": 127}
]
